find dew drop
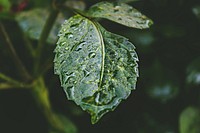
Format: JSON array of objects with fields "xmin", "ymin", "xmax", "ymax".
[
  {"xmin": 61, "ymin": 42, "xmax": 66, "ymax": 46},
  {"xmin": 95, "ymin": 93, "xmax": 100, "ymax": 104},
  {"xmin": 83, "ymin": 70, "xmax": 90, "ymax": 77},
  {"xmin": 68, "ymin": 34, "xmax": 73, "ymax": 39},
  {"xmin": 65, "ymin": 47, "xmax": 69, "ymax": 50},
  {"xmin": 75, "ymin": 46, "xmax": 82, "ymax": 51},
  {"xmin": 66, "ymin": 86, "xmax": 75, "ymax": 99},
  {"xmin": 118, "ymin": 17, "xmax": 122, "ymax": 21},
  {"xmin": 89, "ymin": 52, "xmax": 96, "ymax": 58}
]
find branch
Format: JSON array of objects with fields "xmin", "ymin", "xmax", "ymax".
[
  {"xmin": 31, "ymin": 77, "xmax": 77, "ymax": 133},
  {"xmin": 0, "ymin": 22, "xmax": 32, "ymax": 81},
  {"xmin": 0, "ymin": 82, "xmax": 32, "ymax": 90},
  {"xmin": 0, "ymin": 72, "xmax": 32, "ymax": 89}
]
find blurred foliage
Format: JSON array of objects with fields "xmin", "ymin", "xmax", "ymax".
[
  {"xmin": 16, "ymin": 8, "xmax": 65, "ymax": 44},
  {"xmin": 179, "ymin": 107, "xmax": 200, "ymax": 133},
  {"xmin": 0, "ymin": 0, "xmax": 200, "ymax": 133}
]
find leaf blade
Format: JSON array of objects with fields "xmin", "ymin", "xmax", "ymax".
[
  {"xmin": 87, "ymin": 1, "xmax": 153, "ymax": 29},
  {"xmin": 54, "ymin": 15, "xmax": 139, "ymax": 124}
]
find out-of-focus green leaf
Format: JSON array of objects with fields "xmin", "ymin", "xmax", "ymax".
[
  {"xmin": 0, "ymin": 0, "xmax": 11, "ymax": 12},
  {"xmin": 179, "ymin": 107, "xmax": 200, "ymax": 133},
  {"xmin": 158, "ymin": 25, "xmax": 186, "ymax": 38},
  {"xmin": 87, "ymin": 1, "xmax": 153, "ymax": 29},
  {"xmin": 192, "ymin": 6, "xmax": 200, "ymax": 20},
  {"xmin": 54, "ymin": 14, "xmax": 138, "ymax": 124},
  {"xmin": 65, "ymin": 0, "xmax": 86, "ymax": 11},
  {"xmin": 144, "ymin": 61, "xmax": 179, "ymax": 103},
  {"xmin": 15, "ymin": 8, "xmax": 65, "ymax": 44},
  {"xmin": 187, "ymin": 57, "xmax": 200, "ymax": 85},
  {"xmin": 147, "ymin": 84, "xmax": 179, "ymax": 103},
  {"xmin": 28, "ymin": 0, "xmax": 50, "ymax": 7}
]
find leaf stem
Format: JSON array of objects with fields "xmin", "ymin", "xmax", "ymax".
[
  {"xmin": 0, "ymin": 72, "xmax": 32, "ymax": 89},
  {"xmin": 31, "ymin": 77, "xmax": 77, "ymax": 133},
  {"xmin": 0, "ymin": 22, "xmax": 32, "ymax": 81}
]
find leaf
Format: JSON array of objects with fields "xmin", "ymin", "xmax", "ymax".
[
  {"xmin": 87, "ymin": 1, "xmax": 153, "ymax": 29},
  {"xmin": 15, "ymin": 8, "xmax": 65, "ymax": 44},
  {"xmin": 54, "ymin": 15, "xmax": 138, "ymax": 124},
  {"xmin": 179, "ymin": 107, "xmax": 200, "ymax": 133},
  {"xmin": 0, "ymin": 0, "xmax": 11, "ymax": 12}
]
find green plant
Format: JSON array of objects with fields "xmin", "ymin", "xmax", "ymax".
[
  {"xmin": 0, "ymin": 0, "xmax": 152, "ymax": 132},
  {"xmin": 54, "ymin": 1, "xmax": 153, "ymax": 124},
  {"xmin": 3, "ymin": 0, "xmax": 200, "ymax": 133}
]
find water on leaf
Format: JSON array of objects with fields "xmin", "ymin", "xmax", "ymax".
[{"xmin": 89, "ymin": 52, "xmax": 96, "ymax": 58}]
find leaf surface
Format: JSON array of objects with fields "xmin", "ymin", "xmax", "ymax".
[
  {"xmin": 54, "ymin": 15, "xmax": 138, "ymax": 124},
  {"xmin": 87, "ymin": 1, "xmax": 153, "ymax": 29}
]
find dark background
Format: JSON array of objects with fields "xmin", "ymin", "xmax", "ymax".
[{"xmin": 1, "ymin": 0, "xmax": 200, "ymax": 133}]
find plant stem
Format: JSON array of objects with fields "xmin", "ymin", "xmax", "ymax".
[
  {"xmin": 34, "ymin": 8, "xmax": 59, "ymax": 74},
  {"xmin": 0, "ymin": 72, "xmax": 32, "ymax": 89},
  {"xmin": 0, "ymin": 22, "xmax": 32, "ymax": 81},
  {"xmin": 31, "ymin": 77, "xmax": 77, "ymax": 133}
]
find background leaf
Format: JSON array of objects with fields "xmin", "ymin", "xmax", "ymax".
[
  {"xmin": 0, "ymin": 0, "xmax": 11, "ymax": 12},
  {"xmin": 54, "ymin": 14, "xmax": 138, "ymax": 124},
  {"xmin": 16, "ymin": 8, "xmax": 65, "ymax": 44},
  {"xmin": 179, "ymin": 107, "xmax": 200, "ymax": 133},
  {"xmin": 87, "ymin": 1, "xmax": 153, "ymax": 29}
]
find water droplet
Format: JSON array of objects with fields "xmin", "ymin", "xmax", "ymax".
[
  {"xmin": 61, "ymin": 42, "xmax": 66, "ymax": 46},
  {"xmin": 65, "ymin": 86, "xmax": 75, "ymax": 99},
  {"xmin": 118, "ymin": 17, "xmax": 122, "ymax": 21},
  {"xmin": 83, "ymin": 70, "xmax": 90, "ymax": 77},
  {"xmin": 89, "ymin": 52, "xmax": 96, "ymax": 58},
  {"xmin": 95, "ymin": 93, "xmax": 100, "ymax": 104},
  {"xmin": 65, "ymin": 47, "xmax": 69, "ymax": 50},
  {"xmin": 68, "ymin": 34, "xmax": 73, "ymax": 39},
  {"xmin": 67, "ymin": 77, "xmax": 76, "ymax": 84}
]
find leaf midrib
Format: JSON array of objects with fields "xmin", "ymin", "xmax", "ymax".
[{"xmin": 91, "ymin": 21, "xmax": 105, "ymax": 90}]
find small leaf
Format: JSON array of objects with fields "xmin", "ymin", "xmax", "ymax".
[
  {"xmin": 87, "ymin": 1, "xmax": 153, "ymax": 29},
  {"xmin": 179, "ymin": 107, "xmax": 200, "ymax": 133},
  {"xmin": 54, "ymin": 15, "xmax": 138, "ymax": 124},
  {"xmin": 0, "ymin": 0, "xmax": 11, "ymax": 12}
]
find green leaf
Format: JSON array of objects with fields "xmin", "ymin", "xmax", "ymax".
[
  {"xmin": 0, "ymin": 0, "xmax": 11, "ymax": 12},
  {"xmin": 179, "ymin": 107, "xmax": 200, "ymax": 133},
  {"xmin": 15, "ymin": 8, "xmax": 65, "ymax": 44},
  {"xmin": 54, "ymin": 15, "xmax": 138, "ymax": 124},
  {"xmin": 87, "ymin": 1, "xmax": 153, "ymax": 29}
]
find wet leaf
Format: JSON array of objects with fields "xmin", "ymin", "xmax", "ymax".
[
  {"xmin": 54, "ymin": 15, "xmax": 138, "ymax": 124},
  {"xmin": 179, "ymin": 107, "xmax": 200, "ymax": 133},
  {"xmin": 15, "ymin": 8, "xmax": 65, "ymax": 44},
  {"xmin": 87, "ymin": 1, "xmax": 153, "ymax": 29}
]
